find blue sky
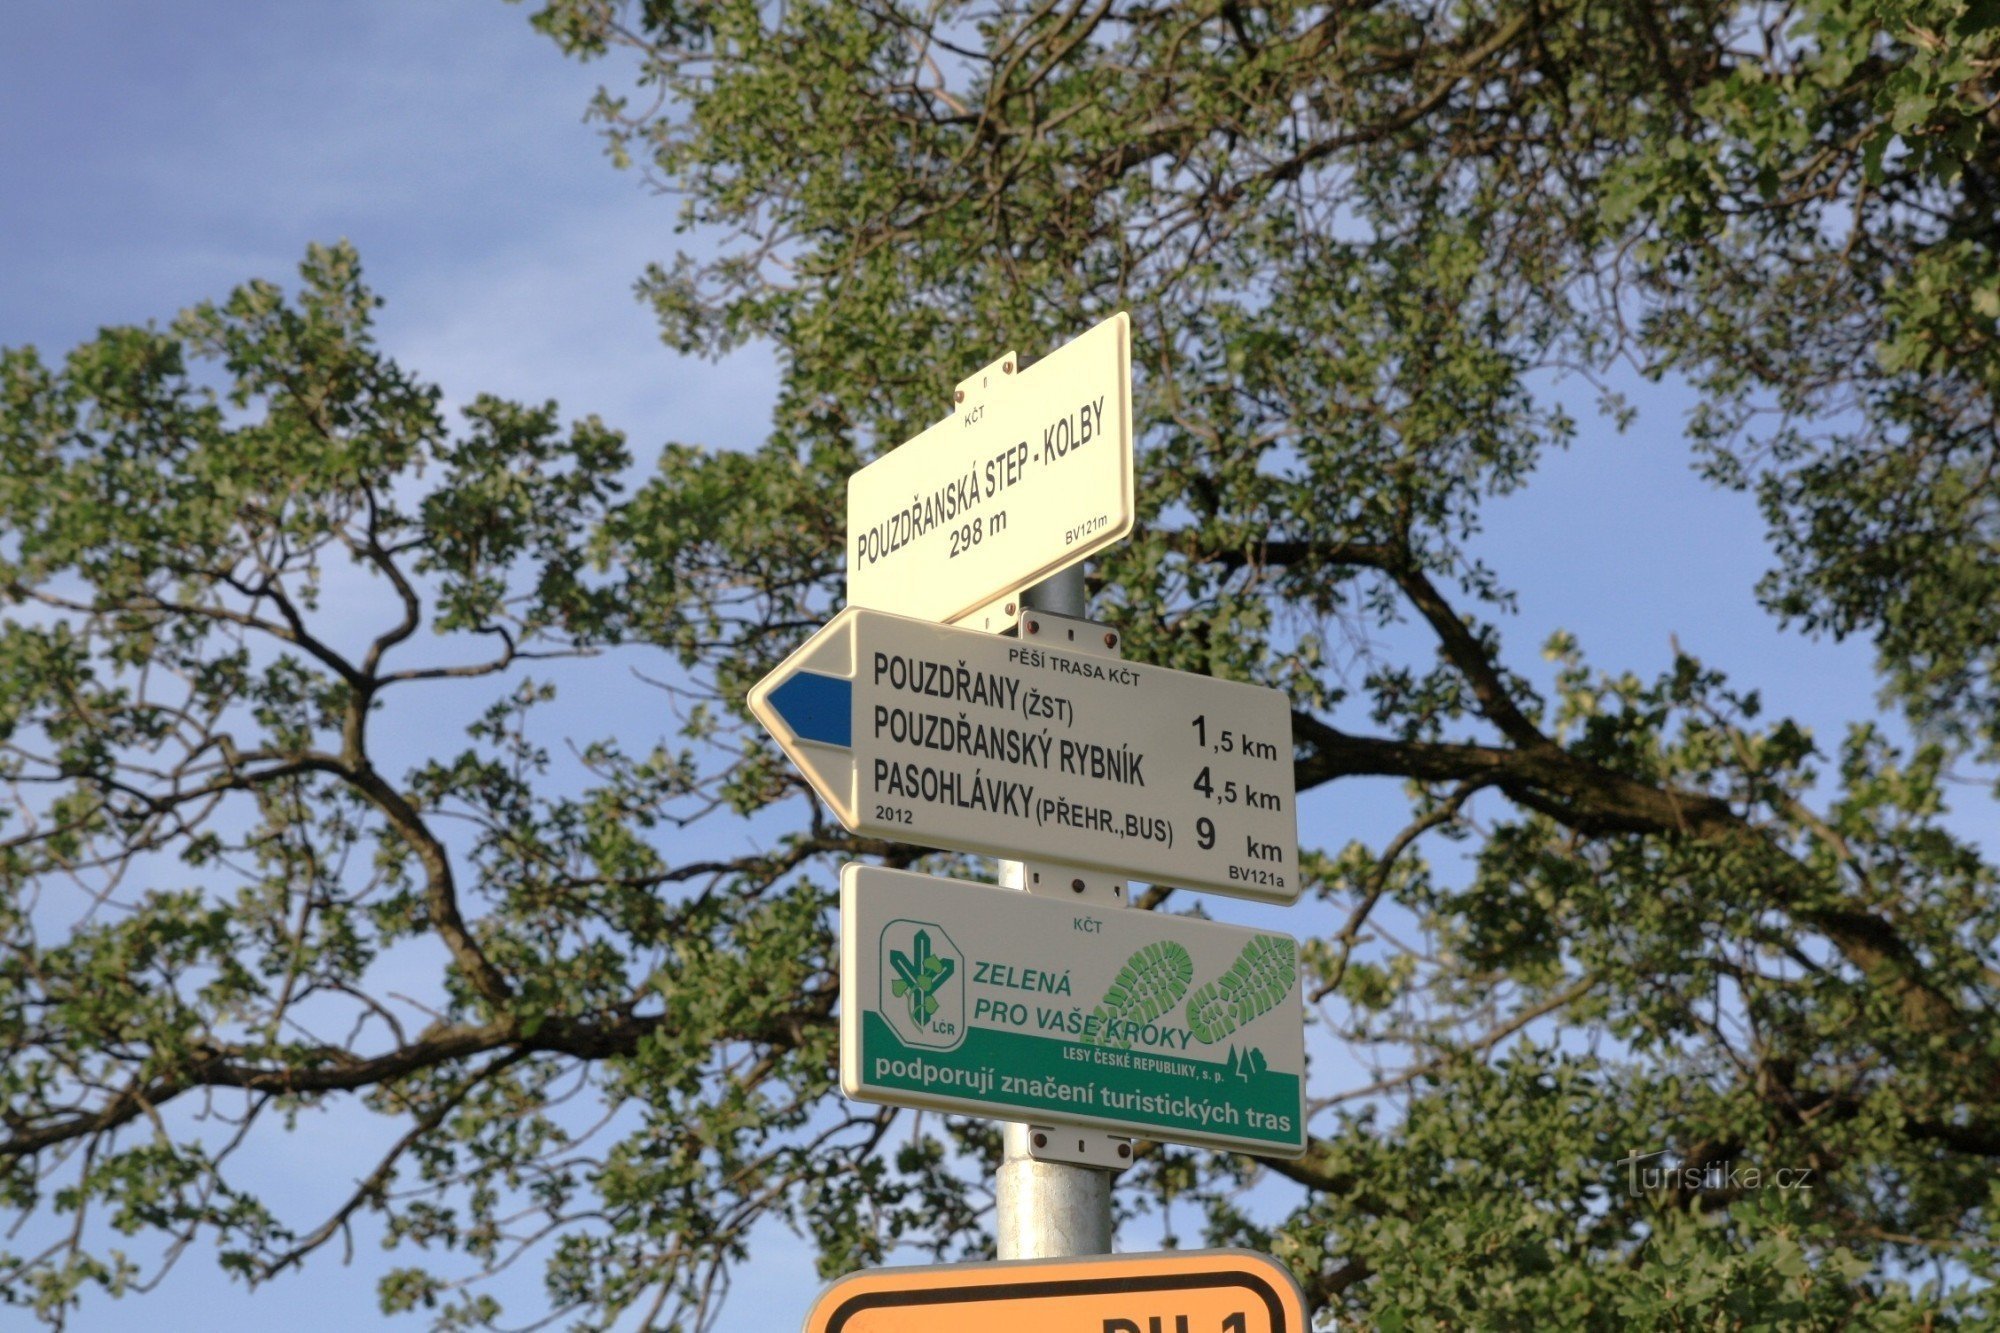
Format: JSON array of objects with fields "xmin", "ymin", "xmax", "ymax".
[
  {"xmin": 1, "ymin": 6, "xmax": 796, "ymax": 1329},
  {"xmin": 3, "ymin": 4, "xmax": 1988, "ymax": 1332},
  {"xmin": 2, "ymin": 3, "xmax": 773, "ymax": 442}
]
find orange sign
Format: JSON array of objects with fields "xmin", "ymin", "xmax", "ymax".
[{"xmin": 803, "ymin": 1249, "xmax": 1308, "ymax": 1332}]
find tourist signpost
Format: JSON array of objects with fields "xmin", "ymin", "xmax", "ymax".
[
  {"xmin": 747, "ymin": 606, "xmax": 1301, "ymax": 904},
  {"xmin": 802, "ymin": 1249, "xmax": 1309, "ymax": 1333},
  {"xmin": 841, "ymin": 866, "xmax": 1305, "ymax": 1156},
  {"xmin": 846, "ymin": 312, "xmax": 1133, "ymax": 626},
  {"xmin": 750, "ymin": 313, "xmax": 1314, "ymax": 1321}
]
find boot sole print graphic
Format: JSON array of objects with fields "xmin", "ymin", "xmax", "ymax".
[
  {"xmin": 1086, "ymin": 941, "xmax": 1194, "ymax": 1046},
  {"xmin": 1185, "ymin": 934, "xmax": 1295, "ymax": 1046}
]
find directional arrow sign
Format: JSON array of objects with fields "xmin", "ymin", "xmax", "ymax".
[
  {"xmin": 748, "ymin": 607, "xmax": 1301, "ymax": 903},
  {"xmin": 841, "ymin": 866, "xmax": 1305, "ymax": 1155},
  {"xmin": 846, "ymin": 312, "xmax": 1132, "ymax": 625},
  {"xmin": 803, "ymin": 1249, "xmax": 1310, "ymax": 1333}
]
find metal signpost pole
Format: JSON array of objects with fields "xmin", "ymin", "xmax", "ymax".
[{"xmin": 996, "ymin": 563, "xmax": 1112, "ymax": 1260}]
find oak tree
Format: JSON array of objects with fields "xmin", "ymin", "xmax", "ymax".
[{"xmin": 4, "ymin": 0, "xmax": 1998, "ymax": 1327}]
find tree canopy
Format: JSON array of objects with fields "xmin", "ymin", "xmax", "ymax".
[{"xmin": 4, "ymin": 0, "xmax": 1998, "ymax": 1327}]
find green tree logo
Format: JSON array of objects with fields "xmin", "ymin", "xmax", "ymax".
[{"xmin": 888, "ymin": 929, "xmax": 955, "ymax": 1029}]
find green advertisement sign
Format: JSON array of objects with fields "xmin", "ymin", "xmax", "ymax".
[{"xmin": 840, "ymin": 865, "xmax": 1305, "ymax": 1156}]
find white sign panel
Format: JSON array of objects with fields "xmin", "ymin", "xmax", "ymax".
[
  {"xmin": 748, "ymin": 607, "xmax": 1301, "ymax": 903},
  {"xmin": 841, "ymin": 866, "xmax": 1306, "ymax": 1156},
  {"xmin": 846, "ymin": 312, "xmax": 1133, "ymax": 625}
]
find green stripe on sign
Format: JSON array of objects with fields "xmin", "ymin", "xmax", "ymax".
[{"xmin": 858, "ymin": 1012, "xmax": 1300, "ymax": 1150}]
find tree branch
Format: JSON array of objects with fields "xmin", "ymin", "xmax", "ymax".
[{"xmin": 1, "ymin": 983, "xmax": 837, "ymax": 1163}]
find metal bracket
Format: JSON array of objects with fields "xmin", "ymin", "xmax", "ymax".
[
  {"xmin": 953, "ymin": 348, "xmax": 1017, "ymax": 411},
  {"xmin": 999, "ymin": 857, "xmax": 1128, "ymax": 909},
  {"xmin": 1016, "ymin": 608, "xmax": 1124, "ymax": 659},
  {"xmin": 1001, "ymin": 610, "xmax": 1132, "ymax": 1171},
  {"xmin": 960, "ymin": 590, "xmax": 1022, "ymax": 635},
  {"xmin": 946, "ymin": 351, "xmax": 1026, "ymax": 635},
  {"xmin": 935, "ymin": 375, "xmax": 1136, "ymax": 1173},
  {"xmin": 1006, "ymin": 1119, "xmax": 1134, "ymax": 1172},
  {"xmin": 1001, "ymin": 847, "xmax": 1133, "ymax": 1172},
  {"xmin": 1000, "ymin": 610, "xmax": 1131, "ymax": 911}
]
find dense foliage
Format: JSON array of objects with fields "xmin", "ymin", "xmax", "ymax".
[{"xmin": 3, "ymin": 0, "xmax": 1997, "ymax": 1327}]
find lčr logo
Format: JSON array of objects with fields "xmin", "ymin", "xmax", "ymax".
[{"xmin": 879, "ymin": 919, "xmax": 965, "ymax": 1050}]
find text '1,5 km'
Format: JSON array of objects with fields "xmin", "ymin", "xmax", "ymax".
[{"xmin": 748, "ymin": 606, "xmax": 1302, "ymax": 904}]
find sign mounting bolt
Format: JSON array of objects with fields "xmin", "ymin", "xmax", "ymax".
[
  {"xmin": 1031, "ymin": 1131, "xmax": 1048, "ymax": 1149},
  {"xmin": 954, "ymin": 388, "xmax": 964, "ymax": 403},
  {"xmin": 1071, "ymin": 878, "xmax": 1086, "ymax": 893},
  {"xmin": 1104, "ymin": 632, "xmax": 1117, "ymax": 648}
]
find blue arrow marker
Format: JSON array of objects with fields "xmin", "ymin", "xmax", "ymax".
[{"xmin": 766, "ymin": 671, "xmax": 852, "ymax": 748}]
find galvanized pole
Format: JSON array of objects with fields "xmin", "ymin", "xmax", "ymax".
[{"xmin": 996, "ymin": 563, "xmax": 1115, "ymax": 1260}]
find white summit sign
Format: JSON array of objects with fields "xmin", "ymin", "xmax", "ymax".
[
  {"xmin": 846, "ymin": 312, "xmax": 1133, "ymax": 626},
  {"xmin": 747, "ymin": 606, "xmax": 1301, "ymax": 903}
]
